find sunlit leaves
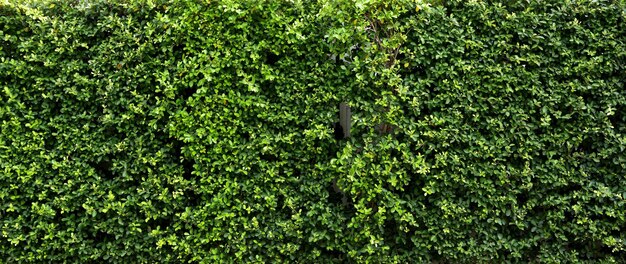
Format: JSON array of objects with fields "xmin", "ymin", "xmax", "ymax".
[{"xmin": 1, "ymin": 0, "xmax": 625, "ymax": 262}]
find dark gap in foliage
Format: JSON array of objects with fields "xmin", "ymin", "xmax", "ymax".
[
  {"xmin": 468, "ymin": 198, "xmax": 480, "ymax": 213},
  {"xmin": 173, "ymin": 43, "xmax": 185, "ymax": 54},
  {"xmin": 320, "ymin": 248, "xmax": 347, "ymax": 261},
  {"xmin": 317, "ymin": 135, "xmax": 336, "ymax": 162},
  {"xmin": 326, "ymin": 181, "xmax": 349, "ymax": 209},
  {"xmin": 588, "ymin": 211, "xmax": 620, "ymax": 224},
  {"xmin": 393, "ymin": 132, "xmax": 407, "ymax": 145},
  {"xmin": 510, "ymin": 32, "xmax": 523, "ymax": 48},
  {"xmin": 526, "ymin": 243, "xmax": 542, "ymax": 261},
  {"xmin": 180, "ymin": 84, "xmax": 197, "ymax": 102},
  {"xmin": 276, "ymin": 193, "xmax": 285, "ymax": 210},
  {"xmin": 507, "ymin": 223, "xmax": 531, "ymax": 243},
  {"xmin": 516, "ymin": 192, "xmax": 528, "ymax": 206},
  {"xmin": 608, "ymin": 105, "xmax": 624, "ymax": 131},
  {"xmin": 553, "ymin": 184, "xmax": 582, "ymax": 196},
  {"xmin": 508, "ymin": 156, "xmax": 527, "ymax": 170},
  {"xmin": 81, "ymin": 56, "xmax": 92, "ymax": 70},
  {"xmin": 500, "ymin": 249, "xmax": 513, "ymax": 261},
  {"xmin": 167, "ymin": 136, "xmax": 195, "ymax": 182},
  {"xmin": 428, "ymin": 248, "xmax": 447, "ymax": 263},
  {"xmin": 292, "ymin": 167, "xmax": 303, "ymax": 179},
  {"xmin": 577, "ymin": 89, "xmax": 598, "ymax": 106},
  {"xmin": 241, "ymin": 130, "xmax": 251, "ymax": 141},
  {"xmin": 383, "ymin": 218, "xmax": 401, "ymax": 238},
  {"xmin": 389, "ymin": 148, "xmax": 401, "ymax": 159},
  {"xmin": 184, "ymin": 188, "xmax": 201, "ymax": 207},
  {"xmin": 391, "ymin": 51, "xmax": 407, "ymax": 71},
  {"xmin": 421, "ymin": 101, "xmax": 439, "ymax": 118},
  {"xmin": 89, "ymin": 155, "xmax": 115, "ymax": 179},
  {"xmin": 264, "ymin": 50, "xmax": 281, "ymax": 66},
  {"xmin": 366, "ymin": 199, "xmax": 378, "ymax": 214},
  {"xmin": 95, "ymin": 28, "xmax": 113, "ymax": 41},
  {"xmin": 563, "ymin": 209, "xmax": 575, "ymax": 222},
  {"xmin": 37, "ymin": 96, "xmax": 61, "ymax": 117},
  {"xmin": 578, "ymin": 136, "xmax": 596, "ymax": 154},
  {"xmin": 44, "ymin": 126, "xmax": 58, "ymax": 151},
  {"xmin": 260, "ymin": 153, "xmax": 279, "ymax": 162},
  {"xmin": 0, "ymin": 40, "xmax": 16, "ymax": 59},
  {"xmin": 332, "ymin": 122, "xmax": 344, "ymax": 140},
  {"xmin": 261, "ymin": 78, "xmax": 276, "ymax": 94},
  {"xmin": 567, "ymin": 240, "xmax": 613, "ymax": 261},
  {"xmin": 91, "ymin": 230, "xmax": 115, "ymax": 244},
  {"xmin": 52, "ymin": 209, "xmax": 63, "ymax": 223},
  {"xmin": 85, "ymin": 13, "xmax": 99, "ymax": 25},
  {"xmin": 530, "ymin": 203, "xmax": 556, "ymax": 218},
  {"xmin": 103, "ymin": 125, "xmax": 118, "ymax": 139},
  {"xmin": 181, "ymin": 158, "xmax": 194, "ymax": 181},
  {"xmin": 147, "ymin": 217, "xmax": 173, "ymax": 233}
]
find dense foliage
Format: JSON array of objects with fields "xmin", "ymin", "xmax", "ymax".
[{"xmin": 1, "ymin": 0, "xmax": 625, "ymax": 262}]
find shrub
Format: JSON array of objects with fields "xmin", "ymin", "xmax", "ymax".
[{"xmin": 1, "ymin": 0, "xmax": 625, "ymax": 262}]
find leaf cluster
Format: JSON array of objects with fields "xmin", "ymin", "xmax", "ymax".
[{"xmin": 1, "ymin": 0, "xmax": 625, "ymax": 262}]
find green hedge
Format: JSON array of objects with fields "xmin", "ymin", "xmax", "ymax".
[{"xmin": 1, "ymin": 0, "xmax": 625, "ymax": 262}]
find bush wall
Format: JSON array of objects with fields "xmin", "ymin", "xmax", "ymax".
[{"xmin": 1, "ymin": 0, "xmax": 625, "ymax": 262}]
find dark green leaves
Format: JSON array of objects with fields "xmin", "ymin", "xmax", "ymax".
[{"xmin": 1, "ymin": 0, "xmax": 625, "ymax": 262}]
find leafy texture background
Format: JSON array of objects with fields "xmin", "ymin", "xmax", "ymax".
[{"xmin": 1, "ymin": 0, "xmax": 625, "ymax": 262}]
